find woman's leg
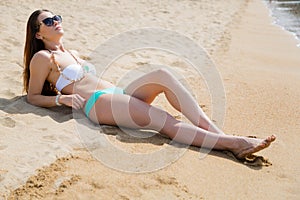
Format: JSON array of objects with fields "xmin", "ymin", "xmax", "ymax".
[
  {"xmin": 125, "ymin": 69, "xmax": 224, "ymax": 135},
  {"xmin": 89, "ymin": 94, "xmax": 275, "ymax": 159}
]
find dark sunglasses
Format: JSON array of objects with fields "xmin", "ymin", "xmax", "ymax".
[{"xmin": 39, "ymin": 15, "xmax": 62, "ymax": 27}]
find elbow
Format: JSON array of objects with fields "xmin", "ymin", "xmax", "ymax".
[
  {"xmin": 26, "ymin": 94, "xmax": 36, "ymax": 106},
  {"xmin": 26, "ymin": 94, "xmax": 33, "ymax": 105}
]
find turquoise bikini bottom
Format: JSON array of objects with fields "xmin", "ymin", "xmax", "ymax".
[{"xmin": 84, "ymin": 87, "xmax": 124, "ymax": 117}]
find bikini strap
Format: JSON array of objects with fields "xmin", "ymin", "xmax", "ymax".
[
  {"xmin": 67, "ymin": 50, "xmax": 81, "ymax": 65},
  {"xmin": 47, "ymin": 49, "xmax": 86, "ymax": 84},
  {"xmin": 47, "ymin": 49, "xmax": 62, "ymax": 72}
]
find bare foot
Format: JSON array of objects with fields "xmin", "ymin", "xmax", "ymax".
[{"xmin": 231, "ymin": 135, "xmax": 276, "ymax": 160}]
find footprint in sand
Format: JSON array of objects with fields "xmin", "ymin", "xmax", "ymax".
[{"xmin": 0, "ymin": 117, "xmax": 16, "ymax": 128}]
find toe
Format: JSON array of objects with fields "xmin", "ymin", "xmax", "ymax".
[
  {"xmin": 271, "ymin": 135, "xmax": 276, "ymax": 141},
  {"xmin": 265, "ymin": 135, "xmax": 276, "ymax": 144}
]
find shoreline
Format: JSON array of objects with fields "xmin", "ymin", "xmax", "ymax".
[
  {"xmin": 263, "ymin": 0, "xmax": 300, "ymax": 47},
  {"xmin": 1, "ymin": 0, "xmax": 300, "ymax": 199}
]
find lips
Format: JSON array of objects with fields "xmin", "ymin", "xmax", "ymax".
[{"xmin": 55, "ymin": 26, "xmax": 62, "ymax": 31}]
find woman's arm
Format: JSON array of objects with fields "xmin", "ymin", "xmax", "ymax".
[
  {"xmin": 27, "ymin": 51, "xmax": 57, "ymax": 107},
  {"xmin": 27, "ymin": 51, "xmax": 86, "ymax": 109}
]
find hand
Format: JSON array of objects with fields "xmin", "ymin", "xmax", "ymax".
[{"xmin": 59, "ymin": 94, "xmax": 86, "ymax": 110}]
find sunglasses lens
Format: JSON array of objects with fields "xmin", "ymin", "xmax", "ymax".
[
  {"xmin": 42, "ymin": 15, "xmax": 62, "ymax": 27},
  {"xmin": 42, "ymin": 18, "xmax": 53, "ymax": 26},
  {"xmin": 53, "ymin": 15, "xmax": 62, "ymax": 23}
]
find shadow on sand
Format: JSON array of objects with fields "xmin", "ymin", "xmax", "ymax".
[{"xmin": 0, "ymin": 95, "xmax": 271, "ymax": 169}]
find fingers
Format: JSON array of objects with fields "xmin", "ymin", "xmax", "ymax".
[
  {"xmin": 72, "ymin": 94, "xmax": 86, "ymax": 110},
  {"xmin": 59, "ymin": 94, "xmax": 86, "ymax": 110}
]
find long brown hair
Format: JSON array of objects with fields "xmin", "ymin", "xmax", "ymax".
[{"xmin": 23, "ymin": 9, "xmax": 57, "ymax": 96}]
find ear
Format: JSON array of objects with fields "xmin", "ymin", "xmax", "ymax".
[{"xmin": 35, "ymin": 32, "xmax": 43, "ymax": 40}]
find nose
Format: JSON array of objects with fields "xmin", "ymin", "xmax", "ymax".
[{"xmin": 53, "ymin": 20, "xmax": 59, "ymax": 26}]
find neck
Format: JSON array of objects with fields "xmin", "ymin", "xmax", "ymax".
[{"xmin": 44, "ymin": 38, "xmax": 65, "ymax": 52}]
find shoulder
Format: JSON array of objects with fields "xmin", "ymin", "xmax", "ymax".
[
  {"xmin": 31, "ymin": 50, "xmax": 52, "ymax": 63},
  {"xmin": 30, "ymin": 50, "xmax": 52, "ymax": 70}
]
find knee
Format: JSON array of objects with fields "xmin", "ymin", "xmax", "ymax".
[
  {"xmin": 154, "ymin": 68, "xmax": 171, "ymax": 76},
  {"xmin": 153, "ymin": 68, "xmax": 174, "ymax": 81}
]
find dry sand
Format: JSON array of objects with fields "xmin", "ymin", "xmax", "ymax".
[{"xmin": 1, "ymin": 0, "xmax": 300, "ymax": 199}]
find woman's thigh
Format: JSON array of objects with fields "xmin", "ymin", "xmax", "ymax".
[
  {"xmin": 125, "ymin": 69, "xmax": 173, "ymax": 103},
  {"xmin": 88, "ymin": 93, "xmax": 172, "ymax": 131}
]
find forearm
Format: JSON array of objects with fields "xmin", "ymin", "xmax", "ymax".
[
  {"xmin": 26, "ymin": 94, "xmax": 61, "ymax": 108},
  {"xmin": 27, "ymin": 93, "xmax": 86, "ymax": 110}
]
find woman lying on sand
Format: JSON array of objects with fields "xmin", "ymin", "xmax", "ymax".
[{"xmin": 23, "ymin": 9, "xmax": 275, "ymax": 160}]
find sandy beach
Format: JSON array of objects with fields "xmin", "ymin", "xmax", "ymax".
[{"xmin": 1, "ymin": 0, "xmax": 300, "ymax": 199}]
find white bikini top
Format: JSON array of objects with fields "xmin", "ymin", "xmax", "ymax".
[
  {"xmin": 55, "ymin": 63, "xmax": 84, "ymax": 91},
  {"xmin": 50, "ymin": 50, "xmax": 96, "ymax": 92}
]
